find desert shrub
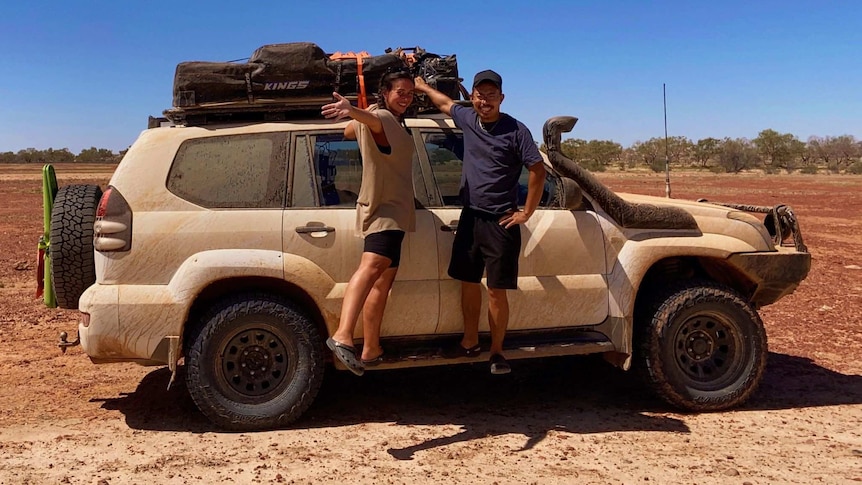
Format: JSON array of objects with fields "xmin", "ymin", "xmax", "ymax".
[
  {"xmin": 799, "ymin": 165, "xmax": 819, "ymax": 174},
  {"xmin": 709, "ymin": 165, "xmax": 725, "ymax": 174},
  {"xmin": 581, "ymin": 159, "xmax": 607, "ymax": 172},
  {"xmin": 847, "ymin": 161, "xmax": 862, "ymax": 175},
  {"xmin": 648, "ymin": 159, "xmax": 666, "ymax": 173}
]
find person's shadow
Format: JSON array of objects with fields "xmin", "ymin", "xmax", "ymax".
[{"xmin": 94, "ymin": 352, "xmax": 862, "ymax": 459}]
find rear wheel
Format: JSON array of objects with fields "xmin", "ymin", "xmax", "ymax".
[
  {"xmin": 637, "ymin": 281, "xmax": 767, "ymax": 411},
  {"xmin": 185, "ymin": 294, "xmax": 325, "ymax": 430},
  {"xmin": 50, "ymin": 184, "xmax": 102, "ymax": 309}
]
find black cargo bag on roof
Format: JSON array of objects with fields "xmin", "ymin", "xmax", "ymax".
[
  {"xmin": 330, "ymin": 49, "xmax": 460, "ymax": 112},
  {"xmin": 330, "ymin": 53, "xmax": 408, "ymax": 102},
  {"xmin": 249, "ymin": 42, "xmax": 336, "ymax": 98},
  {"xmin": 168, "ymin": 42, "xmax": 463, "ymax": 122},
  {"xmin": 416, "ymin": 53, "xmax": 460, "ymax": 101},
  {"xmin": 172, "ymin": 42, "xmax": 337, "ymax": 108},
  {"xmin": 173, "ymin": 61, "xmax": 264, "ymax": 107}
]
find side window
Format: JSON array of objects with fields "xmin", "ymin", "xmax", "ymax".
[
  {"xmin": 423, "ymin": 130, "xmax": 557, "ymax": 208},
  {"xmin": 424, "ymin": 131, "xmax": 464, "ymax": 207},
  {"xmin": 167, "ymin": 133, "xmax": 286, "ymax": 208},
  {"xmin": 518, "ymin": 163, "xmax": 558, "ymax": 207},
  {"xmin": 291, "ymin": 132, "xmax": 361, "ymax": 208}
]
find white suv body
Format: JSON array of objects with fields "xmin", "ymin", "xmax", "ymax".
[{"xmin": 69, "ymin": 114, "xmax": 809, "ymax": 430}]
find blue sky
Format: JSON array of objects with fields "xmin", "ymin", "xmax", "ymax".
[{"xmin": 1, "ymin": 0, "xmax": 859, "ymax": 154}]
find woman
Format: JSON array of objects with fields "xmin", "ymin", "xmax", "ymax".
[{"xmin": 320, "ymin": 71, "xmax": 416, "ymax": 376}]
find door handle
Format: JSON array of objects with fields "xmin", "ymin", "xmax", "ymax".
[
  {"xmin": 296, "ymin": 225, "xmax": 335, "ymax": 235},
  {"xmin": 440, "ymin": 223, "xmax": 459, "ymax": 232}
]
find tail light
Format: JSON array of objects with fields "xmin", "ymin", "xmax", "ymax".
[{"xmin": 94, "ymin": 186, "xmax": 133, "ymax": 252}]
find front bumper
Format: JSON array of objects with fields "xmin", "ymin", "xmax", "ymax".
[{"xmin": 727, "ymin": 248, "xmax": 811, "ymax": 307}]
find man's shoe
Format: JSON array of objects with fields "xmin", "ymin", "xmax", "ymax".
[
  {"xmin": 490, "ymin": 354, "xmax": 511, "ymax": 375},
  {"xmin": 440, "ymin": 342, "xmax": 482, "ymax": 359}
]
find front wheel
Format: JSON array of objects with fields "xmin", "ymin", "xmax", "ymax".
[
  {"xmin": 637, "ymin": 281, "xmax": 767, "ymax": 411},
  {"xmin": 185, "ymin": 294, "xmax": 325, "ymax": 430}
]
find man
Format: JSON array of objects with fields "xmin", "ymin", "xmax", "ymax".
[{"xmin": 414, "ymin": 70, "xmax": 546, "ymax": 375}]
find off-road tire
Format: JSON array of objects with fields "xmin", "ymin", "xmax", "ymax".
[
  {"xmin": 50, "ymin": 184, "xmax": 102, "ymax": 309},
  {"xmin": 637, "ymin": 281, "xmax": 768, "ymax": 411},
  {"xmin": 185, "ymin": 293, "xmax": 325, "ymax": 431}
]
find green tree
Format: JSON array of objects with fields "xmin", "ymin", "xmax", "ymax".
[
  {"xmin": 631, "ymin": 136, "xmax": 691, "ymax": 171},
  {"xmin": 717, "ymin": 138, "xmax": 759, "ymax": 173},
  {"xmin": 560, "ymin": 138, "xmax": 589, "ymax": 164},
  {"xmin": 76, "ymin": 147, "xmax": 116, "ymax": 163},
  {"xmin": 631, "ymin": 138, "xmax": 664, "ymax": 172},
  {"xmin": 585, "ymin": 140, "xmax": 623, "ymax": 168},
  {"xmin": 666, "ymin": 136, "xmax": 693, "ymax": 167},
  {"xmin": 783, "ymin": 139, "xmax": 806, "ymax": 172},
  {"xmin": 16, "ymin": 148, "xmax": 40, "ymax": 163},
  {"xmin": 829, "ymin": 135, "xmax": 860, "ymax": 169},
  {"xmin": 693, "ymin": 137, "xmax": 721, "ymax": 168},
  {"xmin": 44, "ymin": 148, "xmax": 75, "ymax": 163},
  {"xmin": 807, "ymin": 135, "xmax": 859, "ymax": 171},
  {"xmin": 753, "ymin": 129, "xmax": 801, "ymax": 170},
  {"xmin": 0, "ymin": 151, "xmax": 18, "ymax": 163}
]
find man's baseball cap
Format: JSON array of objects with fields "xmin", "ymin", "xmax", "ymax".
[{"xmin": 472, "ymin": 70, "xmax": 502, "ymax": 89}]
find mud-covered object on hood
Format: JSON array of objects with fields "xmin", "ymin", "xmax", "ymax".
[{"xmin": 543, "ymin": 116, "xmax": 699, "ymax": 231}]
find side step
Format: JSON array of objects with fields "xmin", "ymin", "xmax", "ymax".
[{"xmin": 339, "ymin": 331, "xmax": 615, "ymax": 371}]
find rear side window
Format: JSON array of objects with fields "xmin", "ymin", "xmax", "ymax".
[
  {"xmin": 291, "ymin": 132, "xmax": 362, "ymax": 208},
  {"xmin": 167, "ymin": 133, "xmax": 287, "ymax": 208}
]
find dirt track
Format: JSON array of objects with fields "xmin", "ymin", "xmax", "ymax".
[{"xmin": 0, "ymin": 166, "xmax": 860, "ymax": 484}]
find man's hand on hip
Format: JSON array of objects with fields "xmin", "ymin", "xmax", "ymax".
[{"xmin": 499, "ymin": 210, "xmax": 530, "ymax": 229}]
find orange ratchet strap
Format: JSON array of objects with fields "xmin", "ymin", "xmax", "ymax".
[{"xmin": 329, "ymin": 51, "xmax": 371, "ymax": 109}]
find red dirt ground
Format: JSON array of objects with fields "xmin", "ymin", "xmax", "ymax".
[{"xmin": 0, "ymin": 165, "xmax": 859, "ymax": 484}]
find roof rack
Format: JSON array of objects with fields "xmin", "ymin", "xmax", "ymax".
[
  {"xmin": 163, "ymin": 96, "xmax": 354, "ymax": 126},
  {"xmin": 162, "ymin": 95, "xmax": 455, "ymax": 127}
]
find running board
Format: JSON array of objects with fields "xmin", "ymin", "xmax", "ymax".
[{"xmin": 336, "ymin": 332, "xmax": 615, "ymax": 371}]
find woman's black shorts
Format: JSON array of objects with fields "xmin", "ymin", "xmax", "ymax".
[{"xmin": 364, "ymin": 230, "xmax": 406, "ymax": 268}]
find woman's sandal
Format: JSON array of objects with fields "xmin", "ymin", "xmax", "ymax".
[{"xmin": 326, "ymin": 338, "xmax": 365, "ymax": 376}]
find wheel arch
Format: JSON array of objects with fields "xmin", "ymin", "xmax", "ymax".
[
  {"xmin": 633, "ymin": 256, "xmax": 759, "ymax": 324},
  {"xmin": 605, "ymin": 253, "xmax": 758, "ymax": 367},
  {"xmin": 181, "ymin": 276, "xmax": 329, "ymax": 356},
  {"xmin": 636, "ymin": 256, "xmax": 757, "ymax": 308}
]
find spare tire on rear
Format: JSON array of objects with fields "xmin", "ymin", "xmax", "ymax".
[{"xmin": 50, "ymin": 184, "xmax": 102, "ymax": 309}]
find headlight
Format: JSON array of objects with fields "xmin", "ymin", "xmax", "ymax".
[{"xmin": 727, "ymin": 211, "xmax": 774, "ymax": 248}]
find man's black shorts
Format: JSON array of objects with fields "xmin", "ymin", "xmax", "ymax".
[
  {"xmin": 447, "ymin": 208, "xmax": 520, "ymax": 289},
  {"xmin": 364, "ymin": 230, "xmax": 406, "ymax": 268}
]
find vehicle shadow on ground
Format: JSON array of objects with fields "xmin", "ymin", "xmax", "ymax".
[
  {"xmin": 746, "ymin": 352, "xmax": 862, "ymax": 410},
  {"xmin": 96, "ymin": 351, "xmax": 861, "ymax": 453}
]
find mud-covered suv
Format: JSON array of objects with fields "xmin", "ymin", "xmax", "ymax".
[{"xmin": 48, "ymin": 114, "xmax": 810, "ymax": 431}]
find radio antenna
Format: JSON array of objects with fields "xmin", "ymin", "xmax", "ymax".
[{"xmin": 663, "ymin": 83, "xmax": 672, "ymax": 198}]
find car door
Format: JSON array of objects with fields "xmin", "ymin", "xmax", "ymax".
[
  {"xmin": 416, "ymin": 127, "xmax": 609, "ymax": 335},
  {"xmin": 282, "ymin": 129, "xmax": 439, "ymax": 338}
]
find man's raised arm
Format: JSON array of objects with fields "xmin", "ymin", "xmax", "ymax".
[{"xmin": 414, "ymin": 77, "xmax": 455, "ymax": 116}]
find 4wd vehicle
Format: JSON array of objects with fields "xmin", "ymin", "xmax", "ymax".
[
  {"xmin": 41, "ymin": 43, "xmax": 809, "ymax": 430},
  {"xmin": 43, "ymin": 111, "xmax": 811, "ymax": 431}
]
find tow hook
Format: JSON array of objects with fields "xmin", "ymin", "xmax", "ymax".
[{"xmin": 58, "ymin": 331, "xmax": 80, "ymax": 353}]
